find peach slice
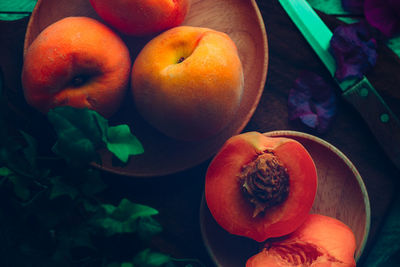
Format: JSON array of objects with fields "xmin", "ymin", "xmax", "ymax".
[{"xmin": 246, "ymin": 214, "xmax": 357, "ymax": 267}]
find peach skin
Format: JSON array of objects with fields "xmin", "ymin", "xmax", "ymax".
[
  {"xmin": 131, "ymin": 26, "xmax": 244, "ymax": 141},
  {"xmin": 21, "ymin": 16, "xmax": 131, "ymax": 118},
  {"xmin": 89, "ymin": 0, "xmax": 190, "ymax": 36}
]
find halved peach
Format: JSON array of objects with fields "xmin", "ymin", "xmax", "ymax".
[{"xmin": 205, "ymin": 132, "xmax": 317, "ymax": 242}]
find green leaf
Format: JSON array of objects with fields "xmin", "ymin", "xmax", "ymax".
[
  {"xmin": 49, "ymin": 167, "xmax": 106, "ymax": 201},
  {"xmin": 49, "ymin": 176, "xmax": 79, "ymax": 200},
  {"xmin": 19, "ymin": 131, "xmax": 38, "ymax": 169},
  {"xmin": 133, "ymin": 249, "xmax": 171, "ymax": 267},
  {"xmin": 79, "ymin": 168, "xmax": 107, "ymax": 196},
  {"xmin": 0, "ymin": 166, "xmax": 31, "ymax": 200},
  {"xmin": 105, "ymin": 125, "xmax": 144, "ymax": 163},
  {"xmin": 0, "ymin": 130, "xmax": 41, "ymax": 178},
  {"xmin": 113, "ymin": 199, "xmax": 159, "ymax": 220},
  {"xmin": 9, "ymin": 177, "xmax": 30, "ymax": 200},
  {"xmin": 83, "ymin": 200, "xmax": 101, "ymax": 213},
  {"xmin": 48, "ymin": 107, "xmax": 106, "ymax": 164},
  {"xmin": 0, "ymin": 166, "xmax": 12, "ymax": 177},
  {"xmin": 58, "ymin": 226, "xmax": 95, "ymax": 250},
  {"xmin": 8, "ymin": 173, "xmax": 31, "ymax": 200},
  {"xmin": 47, "ymin": 107, "xmax": 144, "ymax": 165},
  {"xmin": 107, "ymin": 263, "xmax": 134, "ymax": 267},
  {"xmin": 93, "ymin": 198, "xmax": 161, "ymax": 237}
]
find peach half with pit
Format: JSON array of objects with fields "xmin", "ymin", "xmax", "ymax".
[
  {"xmin": 22, "ymin": 16, "xmax": 131, "ymax": 118},
  {"xmin": 131, "ymin": 26, "xmax": 244, "ymax": 141}
]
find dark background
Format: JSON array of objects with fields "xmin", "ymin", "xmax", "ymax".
[{"xmin": 1, "ymin": 0, "xmax": 400, "ymax": 266}]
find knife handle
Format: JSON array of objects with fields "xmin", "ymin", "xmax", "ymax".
[{"xmin": 342, "ymin": 77, "xmax": 400, "ymax": 170}]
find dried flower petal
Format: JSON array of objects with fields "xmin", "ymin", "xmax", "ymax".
[
  {"xmin": 288, "ymin": 71, "xmax": 336, "ymax": 134},
  {"xmin": 364, "ymin": 0, "xmax": 400, "ymax": 37},
  {"xmin": 341, "ymin": 0, "xmax": 364, "ymax": 13},
  {"xmin": 329, "ymin": 22, "xmax": 377, "ymax": 81}
]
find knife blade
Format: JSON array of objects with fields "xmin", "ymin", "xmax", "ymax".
[{"xmin": 279, "ymin": 0, "xmax": 400, "ymax": 170}]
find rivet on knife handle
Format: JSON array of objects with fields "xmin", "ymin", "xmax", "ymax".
[{"xmin": 342, "ymin": 77, "xmax": 400, "ymax": 169}]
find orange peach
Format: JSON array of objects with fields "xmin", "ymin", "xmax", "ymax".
[
  {"xmin": 246, "ymin": 214, "xmax": 357, "ymax": 267},
  {"xmin": 22, "ymin": 16, "xmax": 131, "ymax": 118},
  {"xmin": 131, "ymin": 26, "xmax": 244, "ymax": 141},
  {"xmin": 89, "ymin": 0, "xmax": 190, "ymax": 36}
]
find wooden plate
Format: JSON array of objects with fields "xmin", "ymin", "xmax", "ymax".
[
  {"xmin": 23, "ymin": 0, "xmax": 268, "ymax": 177},
  {"xmin": 200, "ymin": 130, "xmax": 371, "ymax": 266}
]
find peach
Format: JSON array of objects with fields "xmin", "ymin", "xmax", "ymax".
[
  {"xmin": 205, "ymin": 132, "xmax": 317, "ymax": 242},
  {"xmin": 21, "ymin": 16, "xmax": 131, "ymax": 118},
  {"xmin": 246, "ymin": 214, "xmax": 357, "ymax": 267},
  {"xmin": 131, "ymin": 26, "xmax": 244, "ymax": 141},
  {"xmin": 89, "ymin": 0, "xmax": 190, "ymax": 36}
]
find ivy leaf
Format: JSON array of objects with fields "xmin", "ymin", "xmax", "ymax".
[
  {"xmin": 47, "ymin": 107, "xmax": 105, "ymax": 164},
  {"xmin": 9, "ymin": 175, "xmax": 31, "ymax": 200},
  {"xmin": 106, "ymin": 263, "xmax": 134, "ymax": 267},
  {"xmin": 93, "ymin": 198, "xmax": 162, "ymax": 237},
  {"xmin": 19, "ymin": 131, "xmax": 38, "ymax": 168},
  {"xmin": 105, "ymin": 125, "xmax": 144, "ymax": 164},
  {"xmin": 0, "ymin": 166, "xmax": 12, "ymax": 177},
  {"xmin": 48, "ymin": 107, "xmax": 144, "ymax": 165},
  {"xmin": 49, "ymin": 176, "xmax": 79, "ymax": 200},
  {"xmin": 79, "ymin": 168, "xmax": 107, "ymax": 196},
  {"xmin": 132, "ymin": 249, "xmax": 171, "ymax": 267},
  {"xmin": 0, "ymin": 130, "xmax": 42, "ymax": 178},
  {"xmin": 58, "ymin": 226, "xmax": 96, "ymax": 250},
  {"xmin": 1, "ymin": 167, "xmax": 31, "ymax": 200},
  {"xmin": 49, "ymin": 167, "xmax": 106, "ymax": 202}
]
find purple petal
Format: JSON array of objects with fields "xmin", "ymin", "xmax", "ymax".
[
  {"xmin": 329, "ymin": 22, "xmax": 377, "ymax": 81},
  {"xmin": 341, "ymin": 0, "xmax": 365, "ymax": 13},
  {"xmin": 288, "ymin": 71, "xmax": 337, "ymax": 134},
  {"xmin": 365, "ymin": 0, "xmax": 400, "ymax": 37},
  {"xmin": 299, "ymin": 113, "xmax": 319, "ymax": 129},
  {"xmin": 314, "ymin": 94, "xmax": 337, "ymax": 133},
  {"xmin": 288, "ymin": 88, "xmax": 313, "ymax": 120}
]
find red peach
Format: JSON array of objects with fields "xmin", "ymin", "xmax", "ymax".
[
  {"xmin": 89, "ymin": 0, "xmax": 191, "ymax": 36},
  {"xmin": 21, "ymin": 17, "xmax": 131, "ymax": 118}
]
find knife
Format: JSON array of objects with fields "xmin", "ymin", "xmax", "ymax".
[{"xmin": 279, "ymin": 0, "xmax": 400, "ymax": 170}]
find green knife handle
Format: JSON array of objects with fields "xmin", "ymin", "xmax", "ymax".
[{"xmin": 342, "ymin": 77, "xmax": 400, "ymax": 170}]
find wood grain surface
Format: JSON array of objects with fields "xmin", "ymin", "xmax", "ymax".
[{"xmin": 1, "ymin": 0, "xmax": 400, "ymax": 266}]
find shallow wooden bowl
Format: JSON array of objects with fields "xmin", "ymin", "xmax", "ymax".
[
  {"xmin": 200, "ymin": 130, "xmax": 371, "ymax": 266},
  {"xmin": 23, "ymin": 0, "xmax": 268, "ymax": 177}
]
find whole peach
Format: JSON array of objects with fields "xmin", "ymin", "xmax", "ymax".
[
  {"xmin": 89, "ymin": 0, "xmax": 190, "ymax": 36},
  {"xmin": 22, "ymin": 16, "xmax": 131, "ymax": 118},
  {"xmin": 131, "ymin": 26, "xmax": 244, "ymax": 141}
]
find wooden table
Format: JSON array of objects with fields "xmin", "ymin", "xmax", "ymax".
[{"xmin": 1, "ymin": 1, "xmax": 399, "ymax": 266}]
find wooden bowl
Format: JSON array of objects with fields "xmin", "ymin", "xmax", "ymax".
[
  {"xmin": 23, "ymin": 0, "xmax": 268, "ymax": 177},
  {"xmin": 200, "ymin": 130, "xmax": 371, "ymax": 266}
]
